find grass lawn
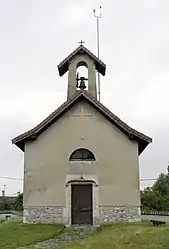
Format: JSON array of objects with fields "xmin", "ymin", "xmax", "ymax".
[
  {"xmin": 2, "ymin": 221, "xmax": 169, "ymax": 249},
  {"xmin": 0, "ymin": 221, "xmax": 61, "ymax": 249},
  {"xmin": 57, "ymin": 222, "xmax": 169, "ymax": 249}
]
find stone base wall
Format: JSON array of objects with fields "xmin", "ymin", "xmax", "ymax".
[
  {"xmin": 23, "ymin": 206, "xmax": 64, "ymax": 224},
  {"xmin": 99, "ymin": 206, "xmax": 141, "ymax": 223},
  {"xmin": 23, "ymin": 205, "xmax": 140, "ymax": 224}
]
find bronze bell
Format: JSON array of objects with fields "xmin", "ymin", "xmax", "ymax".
[{"xmin": 79, "ymin": 77, "xmax": 86, "ymax": 89}]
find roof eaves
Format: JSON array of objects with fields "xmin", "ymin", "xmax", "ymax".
[
  {"xmin": 12, "ymin": 91, "xmax": 83, "ymax": 145},
  {"xmin": 12, "ymin": 90, "xmax": 152, "ymax": 152},
  {"xmin": 57, "ymin": 46, "xmax": 81, "ymax": 69},
  {"xmin": 57, "ymin": 45, "xmax": 106, "ymax": 76},
  {"xmin": 82, "ymin": 46, "xmax": 106, "ymax": 68},
  {"xmin": 82, "ymin": 92, "xmax": 152, "ymax": 143}
]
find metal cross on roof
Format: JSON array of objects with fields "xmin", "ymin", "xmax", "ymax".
[{"xmin": 78, "ymin": 40, "xmax": 85, "ymax": 46}]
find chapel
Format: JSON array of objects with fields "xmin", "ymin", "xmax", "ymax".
[{"xmin": 12, "ymin": 44, "xmax": 152, "ymax": 226}]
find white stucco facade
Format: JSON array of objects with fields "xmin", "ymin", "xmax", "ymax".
[
  {"xmin": 23, "ymin": 100, "xmax": 141, "ymax": 225},
  {"xmin": 12, "ymin": 45, "xmax": 151, "ymax": 225}
]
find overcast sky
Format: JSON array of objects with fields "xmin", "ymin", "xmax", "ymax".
[{"xmin": 0, "ymin": 0, "xmax": 169, "ymax": 195}]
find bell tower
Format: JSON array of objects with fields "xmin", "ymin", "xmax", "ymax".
[{"xmin": 57, "ymin": 43, "xmax": 106, "ymax": 100}]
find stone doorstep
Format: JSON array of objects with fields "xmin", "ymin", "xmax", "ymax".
[{"xmin": 70, "ymin": 224, "xmax": 98, "ymax": 230}]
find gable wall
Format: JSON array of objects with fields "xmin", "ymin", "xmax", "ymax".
[{"xmin": 24, "ymin": 100, "xmax": 140, "ymax": 207}]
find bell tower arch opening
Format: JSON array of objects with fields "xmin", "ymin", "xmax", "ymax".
[
  {"xmin": 67, "ymin": 54, "xmax": 97, "ymax": 99},
  {"xmin": 76, "ymin": 61, "xmax": 88, "ymax": 91}
]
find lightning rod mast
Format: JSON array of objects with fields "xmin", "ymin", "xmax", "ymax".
[{"xmin": 93, "ymin": 6, "xmax": 102, "ymax": 101}]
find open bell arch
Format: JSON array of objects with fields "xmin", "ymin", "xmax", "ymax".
[
  {"xmin": 69, "ymin": 148, "xmax": 96, "ymax": 161},
  {"xmin": 76, "ymin": 61, "xmax": 88, "ymax": 90},
  {"xmin": 67, "ymin": 53, "xmax": 97, "ymax": 99}
]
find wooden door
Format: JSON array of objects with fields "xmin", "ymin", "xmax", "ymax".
[{"xmin": 71, "ymin": 184, "xmax": 93, "ymax": 225}]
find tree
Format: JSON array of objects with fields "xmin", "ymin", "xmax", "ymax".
[
  {"xmin": 0, "ymin": 198, "xmax": 12, "ymax": 210},
  {"xmin": 141, "ymin": 187, "xmax": 169, "ymax": 211},
  {"xmin": 152, "ymin": 173, "xmax": 169, "ymax": 196},
  {"xmin": 13, "ymin": 193, "xmax": 23, "ymax": 211},
  {"xmin": 141, "ymin": 169, "xmax": 169, "ymax": 212}
]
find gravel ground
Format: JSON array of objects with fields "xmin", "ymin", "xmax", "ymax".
[{"xmin": 18, "ymin": 227, "xmax": 97, "ymax": 249}]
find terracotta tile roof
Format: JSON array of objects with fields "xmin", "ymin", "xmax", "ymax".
[
  {"xmin": 57, "ymin": 45, "xmax": 106, "ymax": 76},
  {"xmin": 12, "ymin": 90, "xmax": 152, "ymax": 154}
]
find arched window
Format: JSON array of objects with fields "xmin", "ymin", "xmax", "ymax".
[{"xmin": 69, "ymin": 148, "xmax": 95, "ymax": 161}]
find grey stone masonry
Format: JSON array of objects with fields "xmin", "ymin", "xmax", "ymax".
[
  {"xmin": 23, "ymin": 206, "xmax": 64, "ymax": 224},
  {"xmin": 99, "ymin": 206, "xmax": 141, "ymax": 223},
  {"xmin": 23, "ymin": 205, "xmax": 140, "ymax": 224}
]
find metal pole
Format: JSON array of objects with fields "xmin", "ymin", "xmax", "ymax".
[
  {"xmin": 97, "ymin": 17, "xmax": 101, "ymax": 101},
  {"xmin": 96, "ymin": 17, "xmax": 100, "ymax": 58},
  {"xmin": 93, "ymin": 7, "xmax": 102, "ymax": 101}
]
